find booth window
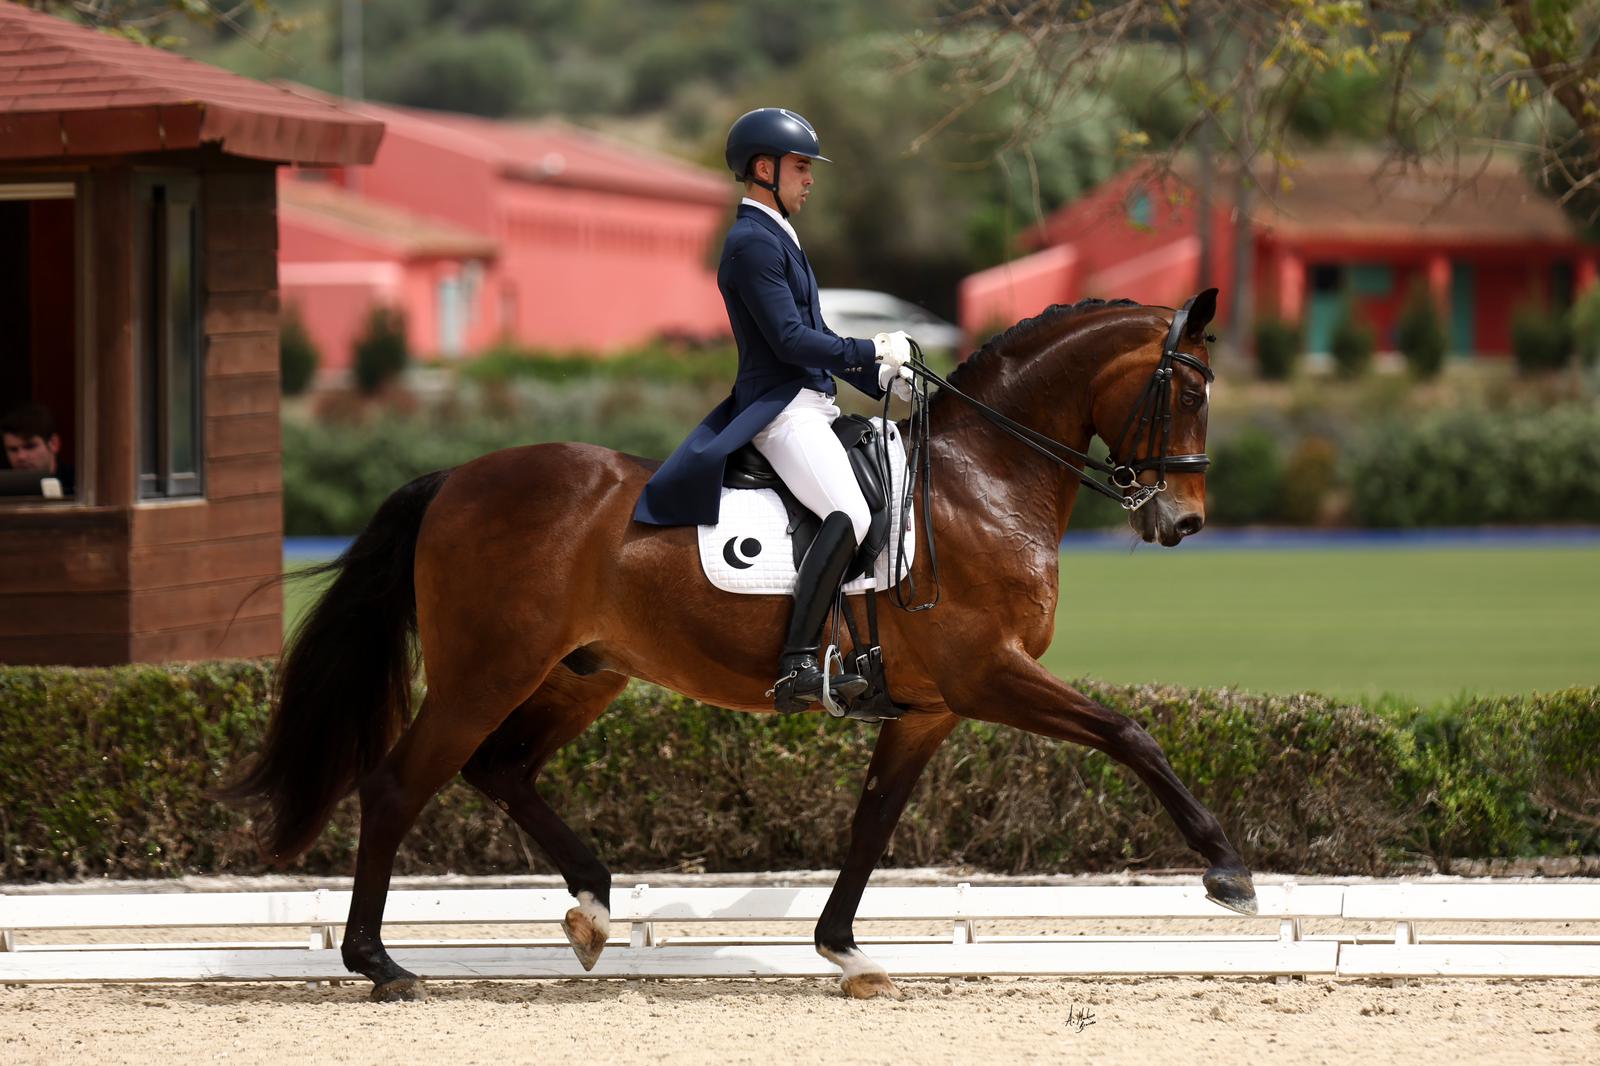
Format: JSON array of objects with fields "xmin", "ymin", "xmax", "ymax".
[
  {"xmin": 136, "ymin": 175, "xmax": 203, "ymax": 499},
  {"xmin": 0, "ymin": 182, "xmax": 78, "ymax": 504}
]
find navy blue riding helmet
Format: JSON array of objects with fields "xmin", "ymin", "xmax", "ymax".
[{"xmin": 724, "ymin": 107, "xmax": 830, "ymax": 218}]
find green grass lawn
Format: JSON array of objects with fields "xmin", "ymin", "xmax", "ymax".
[
  {"xmin": 285, "ymin": 547, "xmax": 1599, "ymax": 706},
  {"xmin": 1046, "ymin": 546, "xmax": 1599, "ymax": 704}
]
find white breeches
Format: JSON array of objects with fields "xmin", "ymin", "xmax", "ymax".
[{"xmin": 752, "ymin": 389, "xmax": 871, "ymax": 544}]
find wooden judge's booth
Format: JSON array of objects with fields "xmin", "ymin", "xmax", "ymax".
[{"xmin": 0, "ymin": 7, "xmax": 381, "ymax": 665}]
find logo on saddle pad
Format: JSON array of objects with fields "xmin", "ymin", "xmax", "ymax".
[
  {"xmin": 697, "ymin": 416, "xmax": 915, "ymax": 596},
  {"xmin": 722, "ymin": 537, "xmax": 763, "ymax": 570}
]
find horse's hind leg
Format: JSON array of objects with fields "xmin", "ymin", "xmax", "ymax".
[
  {"xmin": 341, "ymin": 675, "xmax": 551, "ymax": 1002},
  {"xmin": 460, "ymin": 666, "xmax": 628, "ymax": 971}
]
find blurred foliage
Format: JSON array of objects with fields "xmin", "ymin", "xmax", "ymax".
[
  {"xmin": 1206, "ymin": 426, "xmax": 1286, "ymax": 526},
  {"xmin": 278, "ymin": 304, "xmax": 319, "ymax": 396},
  {"xmin": 1253, "ymin": 317, "xmax": 1302, "ymax": 382},
  {"xmin": 1330, "ymin": 309, "xmax": 1376, "ymax": 379},
  {"xmin": 1511, "ymin": 302, "xmax": 1575, "ymax": 375},
  {"xmin": 459, "ymin": 341, "xmax": 741, "ymax": 388},
  {"xmin": 4, "ymin": 661, "xmax": 1595, "ymax": 880},
  {"xmin": 368, "ymin": 29, "xmax": 546, "ymax": 116},
  {"xmin": 351, "ymin": 305, "xmax": 410, "ymax": 395},
  {"xmin": 1348, "ymin": 406, "xmax": 1600, "ymax": 526},
  {"xmin": 282, "ymin": 373, "xmax": 722, "ymax": 534},
  {"xmin": 1570, "ymin": 284, "xmax": 1600, "ymax": 367},
  {"xmin": 1395, "ymin": 281, "xmax": 1448, "ymax": 380}
]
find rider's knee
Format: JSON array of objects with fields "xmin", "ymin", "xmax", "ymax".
[{"xmin": 842, "ymin": 500, "xmax": 870, "ymax": 545}]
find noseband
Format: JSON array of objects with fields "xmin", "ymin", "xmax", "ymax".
[{"xmin": 902, "ymin": 295, "xmax": 1214, "ymax": 512}]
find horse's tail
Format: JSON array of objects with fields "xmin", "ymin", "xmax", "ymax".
[{"xmin": 219, "ymin": 469, "xmax": 452, "ymax": 861}]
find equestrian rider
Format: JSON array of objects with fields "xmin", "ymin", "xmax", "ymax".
[{"xmin": 633, "ymin": 107, "xmax": 914, "ymax": 713}]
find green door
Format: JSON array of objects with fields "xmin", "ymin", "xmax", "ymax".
[
  {"xmin": 1306, "ymin": 263, "xmax": 1344, "ymax": 353},
  {"xmin": 1450, "ymin": 263, "xmax": 1475, "ymax": 356}
]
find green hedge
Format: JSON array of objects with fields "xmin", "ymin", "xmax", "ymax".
[
  {"xmin": 2, "ymin": 663, "xmax": 1594, "ymax": 882},
  {"xmin": 282, "ymin": 377, "xmax": 720, "ymax": 535},
  {"xmin": 1347, "ymin": 407, "xmax": 1600, "ymax": 526}
]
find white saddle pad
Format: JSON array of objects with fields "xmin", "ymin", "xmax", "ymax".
[{"xmin": 697, "ymin": 417, "xmax": 916, "ymax": 596}]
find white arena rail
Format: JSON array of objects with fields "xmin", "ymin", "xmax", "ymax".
[{"xmin": 0, "ymin": 882, "xmax": 1593, "ymax": 984}]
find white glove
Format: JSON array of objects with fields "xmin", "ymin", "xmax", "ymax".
[
  {"xmin": 890, "ymin": 364, "xmax": 914, "ymax": 402},
  {"xmin": 873, "ymin": 330, "xmax": 911, "ymax": 389}
]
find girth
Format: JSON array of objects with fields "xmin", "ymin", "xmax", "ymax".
[{"xmin": 722, "ymin": 414, "xmax": 892, "ymax": 581}]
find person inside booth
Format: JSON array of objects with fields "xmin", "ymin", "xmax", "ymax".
[{"xmin": 1, "ymin": 402, "xmax": 75, "ymax": 498}]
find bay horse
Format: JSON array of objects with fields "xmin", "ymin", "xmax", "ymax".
[{"xmin": 226, "ymin": 289, "xmax": 1257, "ymax": 1002}]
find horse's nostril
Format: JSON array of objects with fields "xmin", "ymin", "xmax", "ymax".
[{"xmin": 1176, "ymin": 514, "xmax": 1204, "ymax": 537}]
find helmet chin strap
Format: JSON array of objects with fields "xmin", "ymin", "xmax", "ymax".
[{"xmin": 748, "ymin": 156, "xmax": 790, "ymax": 218}]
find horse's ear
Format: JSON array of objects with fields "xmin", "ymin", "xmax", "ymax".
[{"xmin": 1184, "ymin": 288, "xmax": 1219, "ymax": 341}]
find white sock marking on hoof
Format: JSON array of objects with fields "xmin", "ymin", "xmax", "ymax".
[
  {"xmin": 818, "ymin": 945, "xmax": 883, "ymax": 980},
  {"xmin": 572, "ymin": 890, "xmax": 610, "ymax": 939}
]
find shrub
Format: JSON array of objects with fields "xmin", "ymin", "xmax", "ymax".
[
  {"xmin": 282, "ymin": 378, "xmax": 718, "ymax": 534},
  {"xmin": 1281, "ymin": 435, "xmax": 1340, "ymax": 526},
  {"xmin": 1395, "ymin": 282, "xmax": 1447, "ymax": 380},
  {"xmin": 1206, "ymin": 426, "xmax": 1284, "ymax": 525},
  {"xmin": 1346, "ymin": 406, "xmax": 1600, "ymax": 526},
  {"xmin": 1253, "ymin": 318, "xmax": 1301, "ymax": 381},
  {"xmin": 461, "ymin": 342, "xmax": 740, "ymax": 388},
  {"xmin": 2, "ymin": 663, "xmax": 1595, "ymax": 881},
  {"xmin": 279, "ymin": 305, "xmax": 320, "ymax": 396},
  {"xmin": 1510, "ymin": 303, "xmax": 1573, "ymax": 375},
  {"xmin": 1567, "ymin": 285, "xmax": 1600, "ymax": 368},
  {"xmin": 1329, "ymin": 308, "xmax": 1374, "ymax": 379},
  {"xmin": 352, "ymin": 306, "xmax": 410, "ymax": 395}
]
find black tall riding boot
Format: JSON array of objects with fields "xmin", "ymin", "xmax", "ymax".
[{"xmin": 770, "ymin": 510, "xmax": 870, "ymax": 713}]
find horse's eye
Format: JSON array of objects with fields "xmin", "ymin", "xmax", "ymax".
[{"xmin": 1180, "ymin": 391, "xmax": 1202, "ymax": 409}]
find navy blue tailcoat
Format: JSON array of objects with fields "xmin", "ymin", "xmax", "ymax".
[{"xmin": 632, "ymin": 205, "xmax": 883, "ymax": 526}]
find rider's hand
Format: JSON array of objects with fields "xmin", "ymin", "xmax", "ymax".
[
  {"xmin": 873, "ymin": 330, "xmax": 911, "ymax": 368},
  {"xmin": 874, "ymin": 331, "xmax": 912, "ymax": 390},
  {"xmin": 890, "ymin": 364, "xmax": 914, "ymax": 402}
]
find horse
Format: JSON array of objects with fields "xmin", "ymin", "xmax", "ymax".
[{"xmin": 225, "ymin": 288, "xmax": 1256, "ymax": 1002}]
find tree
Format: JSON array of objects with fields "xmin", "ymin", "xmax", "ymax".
[{"xmin": 910, "ymin": 2, "xmax": 1600, "ymax": 337}]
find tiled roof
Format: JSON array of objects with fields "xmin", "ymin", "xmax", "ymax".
[
  {"xmin": 1241, "ymin": 154, "xmax": 1579, "ymax": 244},
  {"xmin": 0, "ymin": 5, "xmax": 382, "ymax": 164},
  {"xmin": 319, "ymin": 96, "xmax": 732, "ymax": 205},
  {"xmin": 279, "ymin": 178, "xmax": 497, "ymax": 258}
]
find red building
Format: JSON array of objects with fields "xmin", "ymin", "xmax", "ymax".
[
  {"xmin": 961, "ymin": 154, "xmax": 1600, "ymax": 358},
  {"xmin": 278, "ymin": 99, "xmax": 734, "ymax": 368}
]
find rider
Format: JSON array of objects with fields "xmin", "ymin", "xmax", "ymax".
[{"xmin": 633, "ymin": 107, "xmax": 914, "ymax": 713}]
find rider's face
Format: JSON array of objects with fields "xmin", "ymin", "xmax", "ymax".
[
  {"xmin": 752, "ymin": 154, "xmax": 814, "ymax": 216},
  {"xmin": 779, "ymin": 155, "xmax": 813, "ymax": 215}
]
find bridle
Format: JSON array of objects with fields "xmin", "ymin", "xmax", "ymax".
[
  {"xmin": 1103, "ymin": 299, "xmax": 1216, "ymax": 509},
  {"xmin": 880, "ymin": 295, "xmax": 1215, "ymax": 612},
  {"xmin": 899, "ymin": 295, "xmax": 1214, "ymax": 512}
]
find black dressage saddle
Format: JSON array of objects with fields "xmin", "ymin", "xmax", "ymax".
[{"xmin": 721, "ymin": 414, "xmax": 893, "ymax": 582}]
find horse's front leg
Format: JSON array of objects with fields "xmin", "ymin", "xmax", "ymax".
[
  {"xmin": 815, "ymin": 710, "xmax": 959, "ymax": 1000},
  {"xmin": 949, "ymin": 651, "xmax": 1257, "ymax": 914}
]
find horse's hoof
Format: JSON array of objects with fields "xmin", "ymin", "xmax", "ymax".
[
  {"xmin": 1203, "ymin": 865, "xmax": 1259, "ymax": 915},
  {"xmin": 369, "ymin": 977, "xmax": 427, "ymax": 1003},
  {"xmin": 841, "ymin": 971, "xmax": 905, "ymax": 1001},
  {"xmin": 562, "ymin": 906, "xmax": 608, "ymax": 972}
]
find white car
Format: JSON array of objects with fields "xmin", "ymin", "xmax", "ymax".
[{"xmin": 817, "ymin": 289, "xmax": 964, "ymax": 353}]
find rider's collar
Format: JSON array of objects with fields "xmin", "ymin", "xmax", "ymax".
[{"xmin": 741, "ymin": 196, "xmax": 801, "ymax": 250}]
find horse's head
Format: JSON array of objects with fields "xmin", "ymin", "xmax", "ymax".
[{"xmin": 1090, "ymin": 289, "xmax": 1218, "ymax": 547}]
